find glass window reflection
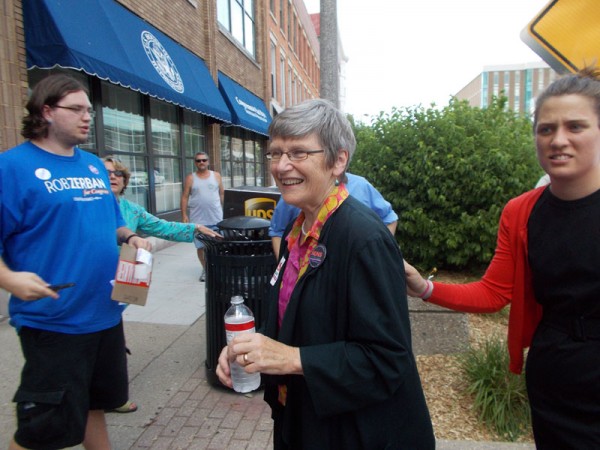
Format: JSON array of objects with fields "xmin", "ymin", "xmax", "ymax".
[
  {"xmin": 153, "ymin": 158, "xmax": 181, "ymax": 212},
  {"xmin": 102, "ymin": 83, "xmax": 146, "ymax": 154}
]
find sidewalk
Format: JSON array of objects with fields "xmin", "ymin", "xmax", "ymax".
[{"xmin": 0, "ymin": 242, "xmax": 534, "ymax": 449}]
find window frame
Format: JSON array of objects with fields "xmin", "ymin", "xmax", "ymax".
[{"xmin": 217, "ymin": 0, "xmax": 256, "ymax": 57}]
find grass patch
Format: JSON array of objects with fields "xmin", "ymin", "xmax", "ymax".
[
  {"xmin": 488, "ymin": 306, "xmax": 510, "ymax": 324},
  {"xmin": 459, "ymin": 336, "xmax": 531, "ymax": 441}
]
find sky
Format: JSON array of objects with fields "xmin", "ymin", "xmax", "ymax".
[{"xmin": 304, "ymin": 0, "xmax": 552, "ymax": 120}]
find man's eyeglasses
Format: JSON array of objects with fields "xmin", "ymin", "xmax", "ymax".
[
  {"xmin": 195, "ymin": 158, "xmax": 208, "ymax": 163},
  {"xmin": 107, "ymin": 170, "xmax": 124, "ymax": 177},
  {"xmin": 266, "ymin": 149, "xmax": 324, "ymax": 162},
  {"xmin": 54, "ymin": 105, "xmax": 96, "ymax": 118}
]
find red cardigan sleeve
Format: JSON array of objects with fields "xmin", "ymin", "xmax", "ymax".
[
  {"xmin": 426, "ymin": 188, "xmax": 545, "ymax": 373},
  {"xmin": 427, "ymin": 201, "xmax": 516, "ymax": 313}
]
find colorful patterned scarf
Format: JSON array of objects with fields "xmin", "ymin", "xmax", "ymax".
[
  {"xmin": 276, "ymin": 184, "xmax": 349, "ymax": 407},
  {"xmin": 286, "ymin": 184, "xmax": 349, "ymax": 280}
]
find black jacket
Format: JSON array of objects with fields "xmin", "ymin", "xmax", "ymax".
[{"xmin": 263, "ymin": 196, "xmax": 434, "ymax": 449}]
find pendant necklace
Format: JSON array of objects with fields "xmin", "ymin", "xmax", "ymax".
[{"xmin": 301, "ymin": 221, "xmax": 309, "ymax": 235}]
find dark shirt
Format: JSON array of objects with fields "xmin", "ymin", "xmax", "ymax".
[
  {"xmin": 263, "ymin": 197, "xmax": 434, "ymax": 449},
  {"xmin": 528, "ymin": 187, "xmax": 600, "ymax": 318}
]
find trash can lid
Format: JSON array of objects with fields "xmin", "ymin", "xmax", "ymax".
[{"xmin": 217, "ymin": 216, "xmax": 271, "ymax": 230}]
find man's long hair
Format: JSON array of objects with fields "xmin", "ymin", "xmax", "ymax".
[{"xmin": 22, "ymin": 74, "xmax": 88, "ymax": 140}]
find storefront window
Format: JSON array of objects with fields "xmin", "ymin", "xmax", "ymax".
[
  {"xmin": 183, "ymin": 110, "xmax": 207, "ymax": 177},
  {"xmin": 232, "ymin": 135, "xmax": 244, "ymax": 186},
  {"xmin": 120, "ymin": 154, "xmax": 150, "ymax": 211},
  {"xmin": 102, "ymin": 83, "xmax": 146, "ymax": 154},
  {"xmin": 255, "ymin": 140, "xmax": 266, "ymax": 186},
  {"xmin": 220, "ymin": 133, "xmax": 233, "ymax": 188},
  {"xmin": 153, "ymin": 157, "xmax": 181, "ymax": 212},
  {"xmin": 150, "ymin": 100, "xmax": 179, "ymax": 156},
  {"xmin": 220, "ymin": 128, "xmax": 266, "ymax": 187},
  {"xmin": 149, "ymin": 100, "xmax": 181, "ymax": 213},
  {"xmin": 101, "ymin": 83, "xmax": 149, "ymax": 208},
  {"xmin": 244, "ymin": 139, "xmax": 256, "ymax": 186}
]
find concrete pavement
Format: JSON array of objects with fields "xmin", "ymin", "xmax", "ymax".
[{"xmin": 0, "ymin": 242, "xmax": 534, "ymax": 449}]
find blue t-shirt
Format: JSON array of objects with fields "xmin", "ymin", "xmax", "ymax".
[
  {"xmin": 0, "ymin": 142, "xmax": 126, "ymax": 333},
  {"xmin": 268, "ymin": 173, "xmax": 398, "ymax": 237}
]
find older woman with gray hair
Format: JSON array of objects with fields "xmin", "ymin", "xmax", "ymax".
[{"xmin": 217, "ymin": 99, "xmax": 434, "ymax": 449}]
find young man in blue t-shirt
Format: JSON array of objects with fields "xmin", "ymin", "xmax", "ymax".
[{"xmin": 0, "ymin": 74, "xmax": 151, "ymax": 450}]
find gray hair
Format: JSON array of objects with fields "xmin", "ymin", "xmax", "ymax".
[{"xmin": 268, "ymin": 99, "xmax": 356, "ymax": 178}]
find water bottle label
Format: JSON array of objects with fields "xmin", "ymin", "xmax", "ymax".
[{"xmin": 224, "ymin": 319, "xmax": 255, "ymax": 332}]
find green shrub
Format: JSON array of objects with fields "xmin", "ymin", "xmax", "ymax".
[
  {"xmin": 350, "ymin": 97, "xmax": 543, "ymax": 271},
  {"xmin": 459, "ymin": 336, "xmax": 531, "ymax": 441}
]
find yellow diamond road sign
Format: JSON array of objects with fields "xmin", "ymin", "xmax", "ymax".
[{"xmin": 521, "ymin": 0, "xmax": 600, "ymax": 74}]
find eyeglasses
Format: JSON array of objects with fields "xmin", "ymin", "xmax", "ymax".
[
  {"xmin": 107, "ymin": 170, "xmax": 124, "ymax": 177},
  {"xmin": 266, "ymin": 149, "xmax": 324, "ymax": 162},
  {"xmin": 54, "ymin": 105, "xmax": 96, "ymax": 118},
  {"xmin": 195, "ymin": 158, "xmax": 208, "ymax": 163}
]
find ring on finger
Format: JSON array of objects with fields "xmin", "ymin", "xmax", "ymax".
[{"xmin": 243, "ymin": 353, "xmax": 248, "ymax": 363}]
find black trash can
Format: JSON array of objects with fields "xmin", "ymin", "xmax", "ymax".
[{"xmin": 199, "ymin": 216, "xmax": 276, "ymax": 388}]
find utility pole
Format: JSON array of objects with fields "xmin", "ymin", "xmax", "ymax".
[{"xmin": 319, "ymin": 0, "xmax": 339, "ymax": 108}]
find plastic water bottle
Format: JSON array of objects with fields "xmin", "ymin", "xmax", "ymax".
[{"xmin": 224, "ymin": 295, "xmax": 261, "ymax": 393}]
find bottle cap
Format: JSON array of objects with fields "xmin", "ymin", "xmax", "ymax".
[{"xmin": 231, "ymin": 295, "xmax": 244, "ymax": 304}]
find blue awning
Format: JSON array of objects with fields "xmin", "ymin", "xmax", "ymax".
[
  {"xmin": 24, "ymin": 0, "xmax": 232, "ymax": 122},
  {"xmin": 218, "ymin": 73, "xmax": 271, "ymax": 136}
]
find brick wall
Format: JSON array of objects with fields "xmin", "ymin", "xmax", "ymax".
[
  {"xmin": 0, "ymin": 0, "xmax": 28, "ymax": 152},
  {"xmin": 117, "ymin": 0, "xmax": 268, "ymax": 99},
  {"xmin": 117, "ymin": 0, "xmax": 210, "ymax": 62},
  {"xmin": 0, "ymin": 0, "xmax": 294, "ymax": 154}
]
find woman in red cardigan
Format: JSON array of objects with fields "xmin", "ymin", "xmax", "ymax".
[{"xmin": 405, "ymin": 66, "xmax": 600, "ymax": 449}]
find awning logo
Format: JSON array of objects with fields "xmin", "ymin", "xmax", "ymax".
[
  {"xmin": 141, "ymin": 31, "xmax": 184, "ymax": 93},
  {"xmin": 235, "ymin": 96, "xmax": 268, "ymax": 123}
]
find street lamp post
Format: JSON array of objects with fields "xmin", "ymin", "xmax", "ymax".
[{"xmin": 319, "ymin": 0, "xmax": 339, "ymax": 108}]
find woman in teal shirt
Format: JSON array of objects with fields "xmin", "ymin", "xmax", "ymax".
[
  {"xmin": 103, "ymin": 156, "xmax": 221, "ymax": 413},
  {"xmin": 104, "ymin": 156, "xmax": 221, "ymax": 243}
]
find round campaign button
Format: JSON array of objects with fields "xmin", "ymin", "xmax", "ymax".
[{"xmin": 308, "ymin": 244, "xmax": 327, "ymax": 268}]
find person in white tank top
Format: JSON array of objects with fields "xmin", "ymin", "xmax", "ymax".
[{"xmin": 181, "ymin": 152, "xmax": 224, "ymax": 281}]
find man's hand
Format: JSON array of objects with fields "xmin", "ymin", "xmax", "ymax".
[{"xmin": 1, "ymin": 271, "xmax": 59, "ymax": 301}]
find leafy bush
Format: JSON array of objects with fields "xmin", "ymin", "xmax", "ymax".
[
  {"xmin": 459, "ymin": 337, "xmax": 531, "ymax": 441},
  {"xmin": 350, "ymin": 97, "xmax": 543, "ymax": 271}
]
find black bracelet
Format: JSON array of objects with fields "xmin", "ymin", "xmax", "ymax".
[{"xmin": 124, "ymin": 233, "xmax": 139, "ymax": 245}]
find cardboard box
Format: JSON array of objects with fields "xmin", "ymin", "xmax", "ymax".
[{"xmin": 111, "ymin": 245, "xmax": 153, "ymax": 306}]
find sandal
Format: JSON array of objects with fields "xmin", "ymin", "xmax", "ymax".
[{"xmin": 106, "ymin": 400, "xmax": 138, "ymax": 413}]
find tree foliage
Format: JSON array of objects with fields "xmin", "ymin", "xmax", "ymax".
[{"xmin": 350, "ymin": 97, "xmax": 543, "ymax": 271}]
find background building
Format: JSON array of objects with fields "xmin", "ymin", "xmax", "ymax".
[
  {"xmin": 266, "ymin": 0, "xmax": 320, "ymax": 116},
  {"xmin": 1, "ymin": 0, "xmax": 324, "ymax": 221},
  {"xmin": 455, "ymin": 61, "xmax": 558, "ymax": 115}
]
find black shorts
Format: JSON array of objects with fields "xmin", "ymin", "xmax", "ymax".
[{"xmin": 13, "ymin": 321, "xmax": 129, "ymax": 450}]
